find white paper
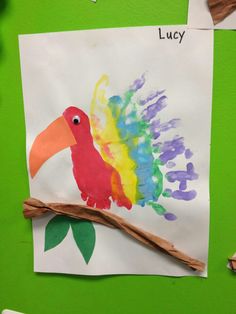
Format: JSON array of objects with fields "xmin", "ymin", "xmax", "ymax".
[
  {"xmin": 19, "ymin": 26, "xmax": 213, "ymax": 277},
  {"xmin": 188, "ymin": 0, "xmax": 236, "ymax": 29}
]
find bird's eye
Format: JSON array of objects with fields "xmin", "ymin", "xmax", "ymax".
[{"xmin": 72, "ymin": 115, "xmax": 80, "ymax": 125}]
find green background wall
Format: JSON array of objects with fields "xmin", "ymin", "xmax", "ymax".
[{"xmin": 0, "ymin": 1, "xmax": 236, "ymax": 313}]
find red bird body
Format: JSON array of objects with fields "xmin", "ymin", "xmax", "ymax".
[{"xmin": 63, "ymin": 107, "xmax": 131, "ymax": 210}]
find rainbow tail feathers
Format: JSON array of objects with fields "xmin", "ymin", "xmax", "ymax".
[{"xmin": 90, "ymin": 74, "xmax": 198, "ymax": 221}]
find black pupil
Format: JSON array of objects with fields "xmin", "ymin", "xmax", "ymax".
[{"xmin": 73, "ymin": 118, "xmax": 79, "ymax": 124}]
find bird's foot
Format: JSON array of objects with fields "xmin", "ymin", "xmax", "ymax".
[{"xmin": 83, "ymin": 194, "xmax": 111, "ymax": 210}]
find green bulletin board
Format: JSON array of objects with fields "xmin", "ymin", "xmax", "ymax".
[{"xmin": 0, "ymin": 0, "xmax": 236, "ymax": 313}]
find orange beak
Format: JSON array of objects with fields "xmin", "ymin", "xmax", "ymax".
[{"xmin": 29, "ymin": 116, "xmax": 76, "ymax": 178}]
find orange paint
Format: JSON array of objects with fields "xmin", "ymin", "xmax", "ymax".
[{"xmin": 111, "ymin": 170, "xmax": 132, "ymax": 209}]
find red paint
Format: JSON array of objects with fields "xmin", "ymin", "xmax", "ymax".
[{"xmin": 63, "ymin": 107, "xmax": 132, "ymax": 210}]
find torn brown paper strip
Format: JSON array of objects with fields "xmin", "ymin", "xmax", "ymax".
[
  {"xmin": 188, "ymin": 0, "xmax": 236, "ymax": 29},
  {"xmin": 208, "ymin": 0, "xmax": 236, "ymax": 24},
  {"xmin": 23, "ymin": 198, "xmax": 205, "ymax": 272}
]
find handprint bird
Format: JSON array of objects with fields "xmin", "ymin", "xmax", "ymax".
[{"xmin": 30, "ymin": 74, "xmax": 198, "ymax": 222}]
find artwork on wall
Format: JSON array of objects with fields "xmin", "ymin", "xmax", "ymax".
[
  {"xmin": 188, "ymin": 0, "xmax": 236, "ymax": 29},
  {"xmin": 19, "ymin": 25, "xmax": 213, "ymax": 276}
]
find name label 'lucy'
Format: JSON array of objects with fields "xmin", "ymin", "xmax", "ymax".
[{"xmin": 158, "ymin": 27, "xmax": 185, "ymax": 44}]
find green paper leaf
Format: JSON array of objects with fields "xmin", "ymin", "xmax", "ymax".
[
  {"xmin": 44, "ymin": 215, "xmax": 70, "ymax": 251},
  {"xmin": 70, "ymin": 219, "xmax": 96, "ymax": 264}
]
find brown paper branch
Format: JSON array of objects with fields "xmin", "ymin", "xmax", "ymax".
[
  {"xmin": 208, "ymin": 0, "xmax": 236, "ymax": 24},
  {"xmin": 23, "ymin": 198, "xmax": 205, "ymax": 272}
]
